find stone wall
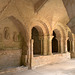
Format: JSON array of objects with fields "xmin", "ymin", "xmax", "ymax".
[
  {"xmin": 32, "ymin": 53, "xmax": 70, "ymax": 68},
  {"xmin": 0, "ymin": 18, "xmax": 26, "ymax": 69},
  {"xmin": 0, "ymin": 49, "xmax": 22, "ymax": 69}
]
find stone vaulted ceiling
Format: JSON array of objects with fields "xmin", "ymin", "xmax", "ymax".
[
  {"xmin": 0, "ymin": 0, "xmax": 11, "ymax": 14},
  {"xmin": 0, "ymin": 0, "xmax": 74, "ymax": 34},
  {"xmin": 62, "ymin": 0, "xmax": 75, "ymax": 33}
]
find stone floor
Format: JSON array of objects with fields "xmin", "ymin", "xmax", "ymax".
[{"xmin": 0, "ymin": 59, "xmax": 75, "ymax": 75}]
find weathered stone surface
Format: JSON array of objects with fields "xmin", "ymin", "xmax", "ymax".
[{"xmin": 0, "ymin": 0, "xmax": 74, "ymax": 70}]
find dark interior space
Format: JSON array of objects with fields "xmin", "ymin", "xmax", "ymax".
[
  {"xmin": 32, "ymin": 27, "xmax": 41, "ymax": 55},
  {"xmin": 52, "ymin": 31, "xmax": 58, "ymax": 53}
]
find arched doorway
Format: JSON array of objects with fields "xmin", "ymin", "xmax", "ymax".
[
  {"xmin": 52, "ymin": 31, "xmax": 58, "ymax": 53},
  {"xmin": 52, "ymin": 29, "xmax": 61, "ymax": 54},
  {"xmin": 67, "ymin": 39, "xmax": 70, "ymax": 52},
  {"xmin": 31, "ymin": 26, "xmax": 44, "ymax": 56}
]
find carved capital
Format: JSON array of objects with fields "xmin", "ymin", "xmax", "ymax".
[
  {"xmin": 66, "ymin": 37, "xmax": 69, "ymax": 40},
  {"xmin": 48, "ymin": 36, "xmax": 54, "ymax": 41},
  {"xmin": 30, "ymin": 39, "xmax": 34, "ymax": 43}
]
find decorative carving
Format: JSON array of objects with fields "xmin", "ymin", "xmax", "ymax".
[
  {"xmin": 4, "ymin": 27, "xmax": 10, "ymax": 40},
  {"xmin": 13, "ymin": 32, "xmax": 18, "ymax": 42}
]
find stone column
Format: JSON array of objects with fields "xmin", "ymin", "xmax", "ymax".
[
  {"xmin": 61, "ymin": 38, "xmax": 64, "ymax": 53},
  {"xmin": 39, "ymin": 36, "xmax": 43, "ymax": 55},
  {"xmin": 48, "ymin": 36, "xmax": 54, "ymax": 55},
  {"xmin": 27, "ymin": 41, "xmax": 31, "ymax": 69},
  {"xmin": 43, "ymin": 35, "xmax": 48, "ymax": 55},
  {"xmin": 41, "ymin": 39, "xmax": 43, "ymax": 55},
  {"xmin": 56, "ymin": 38, "xmax": 61, "ymax": 53},
  {"xmin": 30, "ymin": 39, "xmax": 34, "ymax": 69},
  {"xmin": 57, "ymin": 39, "xmax": 60, "ymax": 53},
  {"xmin": 72, "ymin": 34, "xmax": 74, "ymax": 53},
  {"xmin": 65, "ymin": 37, "xmax": 69, "ymax": 53}
]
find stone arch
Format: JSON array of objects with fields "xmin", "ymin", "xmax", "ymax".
[
  {"xmin": 54, "ymin": 22, "xmax": 67, "ymax": 39},
  {"xmin": 52, "ymin": 29, "xmax": 61, "ymax": 53},
  {"xmin": 52, "ymin": 25, "xmax": 64, "ymax": 53},
  {"xmin": 32, "ymin": 26, "xmax": 44, "ymax": 36},
  {"xmin": 55, "ymin": 22, "xmax": 67, "ymax": 53},
  {"xmin": 67, "ymin": 31, "xmax": 73, "ymax": 52},
  {"xmin": 8, "ymin": 16, "xmax": 29, "ymax": 43},
  {"xmin": 30, "ymin": 21, "xmax": 48, "ymax": 55},
  {"xmin": 30, "ymin": 20, "xmax": 49, "ymax": 37},
  {"xmin": 31, "ymin": 26, "xmax": 44, "ymax": 55},
  {"xmin": 68, "ymin": 31, "xmax": 73, "ymax": 41},
  {"xmin": 30, "ymin": 16, "xmax": 52, "ymax": 36}
]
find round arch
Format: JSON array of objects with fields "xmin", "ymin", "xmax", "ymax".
[
  {"xmin": 8, "ymin": 16, "xmax": 29, "ymax": 43},
  {"xmin": 67, "ymin": 31, "xmax": 73, "ymax": 52},
  {"xmin": 53, "ymin": 22, "xmax": 68, "ymax": 53},
  {"xmin": 52, "ymin": 29, "xmax": 61, "ymax": 53},
  {"xmin": 7, "ymin": 16, "xmax": 28, "ymax": 66},
  {"xmin": 30, "ymin": 15, "xmax": 52, "ymax": 36},
  {"xmin": 30, "ymin": 20, "xmax": 49, "ymax": 38},
  {"xmin": 30, "ymin": 20, "xmax": 49, "ymax": 55},
  {"xmin": 0, "ymin": 16, "xmax": 29, "ymax": 69},
  {"xmin": 54, "ymin": 22, "xmax": 67, "ymax": 38},
  {"xmin": 52, "ymin": 25, "xmax": 64, "ymax": 53}
]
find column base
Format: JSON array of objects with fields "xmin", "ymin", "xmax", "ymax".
[{"xmin": 48, "ymin": 52, "xmax": 53, "ymax": 55}]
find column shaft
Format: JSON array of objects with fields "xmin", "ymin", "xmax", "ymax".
[
  {"xmin": 30, "ymin": 39, "xmax": 34, "ymax": 69},
  {"xmin": 27, "ymin": 41, "xmax": 31, "ymax": 69},
  {"xmin": 41, "ymin": 39, "xmax": 43, "ymax": 55},
  {"xmin": 48, "ymin": 36, "xmax": 54, "ymax": 55},
  {"xmin": 43, "ymin": 36, "xmax": 48, "ymax": 55},
  {"xmin": 65, "ymin": 37, "xmax": 69, "ymax": 53}
]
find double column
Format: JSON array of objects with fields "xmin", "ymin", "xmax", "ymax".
[
  {"xmin": 43, "ymin": 35, "xmax": 54, "ymax": 55},
  {"xmin": 61, "ymin": 38, "xmax": 64, "ymax": 53},
  {"xmin": 65, "ymin": 37, "xmax": 69, "ymax": 53},
  {"xmin": 56, "ymin": 38, "xmax": 61, "ymax": 53},
  {"xmin": 27, "ymin": 39, "xmax": 34, "ymax": 69},
  {"xmin": 48, "ymin": 35, "xmax": 54, "ymax": 55},
  {"xmin": 43, "ymin": 35, "xmax": 48, "ymax": 55}
]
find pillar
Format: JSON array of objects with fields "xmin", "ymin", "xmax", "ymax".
[
  {"xmin": 56, "ymin": 38, "xmax": 62, "ymax": 53},
  {"xmin": 61, "ymin": 38, "xmax": 64, "ymax": 53},
  {"xmin": 43, "ymin": 35, "xmax": 48, "ymax": 55},
  {"xmin": 48, "ymin": 36, "xmax": 54, "ymax": 55},
  {"xmin": 27, "ymin": 41, "xmax": 31, "ymax": 69},
  {"xmin": 41, "ymin": 39, "xmax": 43, "ymax": 55},
  {"xmin": 39, "ymin": 36, "xmax": 43, "ymax": 55},
  {"xmin": 72, "ymin": 34, "xmax": 74, "ymax": 53},
  {"xmin": 30, "ymin": 39, "xmax": 34, "ymax": 69},
  {"xmin": 65, "ymin": 37, "xmax": 69, "ymax": 53}
]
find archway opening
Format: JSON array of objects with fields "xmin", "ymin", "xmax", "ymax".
[
  {"xmin": 32, "ymin": 27, "xmax": 44, "ymax": 56},
  {"xmin": 52, "ymin": 31, "xmax": 58, "ymax": 53},
  {"xmin": 67, "ymin": 31, "xmax": 73, "ymax": 52},
  {"xmin": 67, "ymin": 39, "xmax": 70, "ymax": 52}
]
